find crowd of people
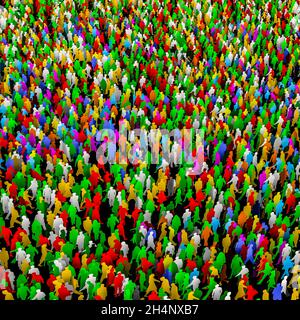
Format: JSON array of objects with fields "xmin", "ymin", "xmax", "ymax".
[{"xmin": 0, "ymin": 0, "xmax": 300, "ymax": 300}]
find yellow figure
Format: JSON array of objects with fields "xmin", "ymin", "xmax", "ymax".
[
  {"xmin": 81, "ymin": 254, "xmax": 88, "ymax": 269},
  {"xmin": 158, "ymin": 223, "xmax": 167, "ymax": 242},
  {"xmin": 210, "ymin": 266, "xmax": 219, "ymax": 277},
  {"xmin": 76, "ymin": 160, "xmax": 84, "ymax": 176},
  {"xmin": 58, "ymin": 179, "xmax": 72, "ymax": 198},
  {"xmin": 145, "ymin": 274, "xmax": 159, "ymax": 295},
  {"xmin": 127, "ymin": 185, "xmax": 136, "ymax": 202},
  {"xmin": 20, "ymin": 232, "xmax": 31, "ymax": 248},
  {"xmin": 195, "ymin": 179, "xmax": 202, "ymax": 192},
  {"xmin": 2, "ymin": 290, "xmax": 14, "ymax": 300},
  {"xmin": 23, "ymin": 190, "xmax": 33, "ymax": 208},
  {"xmin": 252, "ymin": 215, "xmax": 260, "ymax": 232},
  {"xmin": 83, "ymin": 217, "xmax": 92, "ymax": 236},
  {"xmin": 47, "ymin": 211, "xmax": 55, "ymax": 228},
  {"xmin": 160, "ymin": 277, "xmax": 171, "ymax": 294},
  {"xmin": 100, "ymin": 263, "xmax": 111, "ymax": 284},
  {"xmin": 235, "ymin": 280, "xmax": 247, "ymax": 300},
  {"xmin": 53, "ymin": 198, "xmax": 62, "ymax": 216},
  {"xmin": 262, "ymin": 289, "xmax": 269, "ymax": 300},
  {"xmin": 146, "ymin": 190, "xmax": 154, "ymax": 202},
  {"xmin": 45, "ymin": 173, "xmax": 53, "ymax": 187},
  {"xmin": 21, "ymin": 259, "xmax": 30, "ymax": 274},
  {"xmin": 39, "ymin": 244, "xmax": 51, "ymax": 266},
  {"xmin": 291, "ymin": 288, "xmax": 299, "ymax": 300},
  {"xmin": 187, "ymin": 291, "xmax": 199, "ymax": 300},
  {"xmin": 10, "ymin": 206, "xmax": 21, "ymax": 228},
  {"xmin": 68, "ymin": 173, "xmax": 75, "ymax": 188},
  {"xmin": 293, "ymin": 228, "xmax": 300, "ymax": 247},
  {"xmin": 151, "ymin": 184, "xmax": 158, "ymax": 197},
  {"xmin": 108, "ymin": 233, "xmax": 117, "ymax": 248},
  {"xmin": 97, "ymin": 284, "xmax": 108, "ymax": 300},
  {"xmin": 273, "ymin": 192, "xmax": 281, "ymax": 206},
  {"xmin": 163, "ymin": 255, "xmax": 173, "ymax": 270},
  {"xmin": 62, "ymin": 267, "xmax": 72, "ymax": 283},
  {"xmin": 53, "ymin": 278, "xmax": 63, "ymax": 295},
  {"xmin": 181, "ymin": 230, "xmax": 189, "ymax": 245},
  {"xmin": 170, "ymin": 283, "xmax": 181, "ymax": 300},
  {"xmin": 222, "ymin": 234, "xmax": 231, "ymax": 253},
  {"xmin": 168, "ymin": 226, "xmax": 176, "ymax": 245},
  {"xmin": 72, "ymin": 277, "xmax": 83, "ymax": 296},
  {"xmin": 0, "ymin": 248, "xmax": 9, "ymax": 269}
]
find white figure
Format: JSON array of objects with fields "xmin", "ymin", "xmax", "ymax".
[
  {"xmin": 236, "ymin": 265, "xmax": 249, "ymax": 278},
  {"xmin": 281, "ymin": 276, "xmax": 288, "ymax": 296},
  {"xmin": 28, "ymin": 178, "xmax": 38, "ymax": 198},
  {"xmin": 33, "ymin": 289, "xmax": 46, "ymax": 300},
  {"xmin": 212, "ymin": 284, "xmax": 223, "ymax": 300},
  {"xmin": 35, "ymin": 211, "xmax": 46, "ymax": 231},
  {"xmin": 53, "ymin": 215, "xmax": 64, "ymax": 235},
  {"xmin": 108, "ymin": 187, "xmax": 116, "ymax": 207},
  {"xmin": 268, "ymin": 212, "xmax": 276, "ymax": 229},
  {"xmin": 43, "ymin": 185, "xmax": 52, "ymax": 204},
  {"xmin": 225, "ymin": 292, "xmax": 232, "ymax": 300},
  {"xmin": 21, "ymin": 215, "xmax": 30, "ymax": 235},
  {"xmin": 70, "ymin": 193, "xmax": 80, "ymax": 211},
  {"xmin": 187, "ymin": 276, "xmax": 200, "ymax": 291},
  {"xmin": 76, "ymin": 232, "xmax": 85, "ymax": 253},
  {"xmin": 121, "ymin": 241, "xmax": 129, "ymax": 258},
  {"xmin": 174, "ymin": 256, "xmax": 183, "ymax": 270},
  {"xmin": 281, "ymin": 243, "xmax": 291, "ymax": 262},
  {"xmin": 165, "ymin": 242, "xmax": 175, "ymax": 255},
  {"xmin": 16, "ymin": 248, "xmax": 27, "ymax": 270},
  {"xmin": 146, "ymin": 231, "xmax": 155, "ymax": 251},
  {"xmin": 292, "ymin": 251, "xmax": 300, "ymax": 265}
]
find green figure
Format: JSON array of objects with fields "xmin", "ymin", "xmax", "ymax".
[
  {"xmin": 203, "ymin": 277, "xmax": 217, "ymax": 300},
  {"xmin": 78, "ymin": 268, "xmax": 89, "ymax": 290},
  {"xmin": 230, "ymin": 255, "xmax": 244, "ymax": 278},
  {"xmin": 138, "ymin": 270, "xmax": 147, "ymax": 292},
  {"xmin": 175, "ymin": 270, "xmax": 185, "ymax": 291},
  {"xmin": 214, "ymin": 252, "xmax": 226, "ymax": 273},
  {"xmin": 26, "ymin": 245, "xmax": 38, "ymax": 261},
  {"xmin": 29, "ymin": 286, "xmax": 37, "ymax": 300},
  {"xmin": 95, "ymin": 244, "xmax": 103, "ymax": 260},
  {"xmin": 124, "ymin": 280, "xmax": 136, "ymax": 300},
  {"xmin": 258, "ymin": 262, "xmax": 273, "ymax": 285},
  {"xmin": 267, "ymin": 270, "xmax": 276, "ymax": 291},
  {"xmin": 62, "ymin": 242, "xmax": 74, "ymax": 259},
  {"xmin": 88, "ymin": 260, "xmax": 101, "ymax": 278},
  {"xmin": 171, "ymin": 215, "xmax": 181, "ymax": 234},
  {"xmin": 69, "ymin": 228, "xmax": 79, "ymax": 245},
  {"xmin": 17, "ymin": 274, "xmax": 27, "ymax": 288},
  {"xmin": 107, "ymin": 214, "xmax": 119, "ymax": 234},
  {"xmin": 68, "ymin": 205, "xmax": 78, "ymax": 225},
  {"xmin": 175, "ymin": 189, "xmax": 182, "ymax": 206},
  {"xmin": 31, "ymin": 220, "xmax": 42, "ymax": 243},
  {"xmin": 49, "ymin": 292, "xmax": 59, "ymax": 300},
  {"xmin": 186, "ymin": 243, "xmax": 195, "ymax": 260},
  {"xmin": 17, "ymin": 283, "xmax": 29, "ymax": 300},
  {"xmin": 92, "ymin": 220, "xmax": 101, "ymax": 240}
]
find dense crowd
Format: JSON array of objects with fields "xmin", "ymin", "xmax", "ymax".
[{"xmin": 0, "ymin": 0, "xmax": 300, "ymax": 300}]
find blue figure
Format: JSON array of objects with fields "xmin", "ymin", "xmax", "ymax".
[
  {"xmin": 282, "ymin": 256, "xmax": 294, "ymax": 279},
  {"xmin": 272, "ymin": 284, "xmax": 283, "ymax": 300},
  {"xmin": 276, "ymin": 200, "xmax": 284, "ymax": 216},
  {"xmin": 163, "ymin": 269, "xmax": 172, "ymax": 284},
  {"xmin": 211, "ymin": 217, "xmax": 220, "ymax": 233},
  {"xmin": 189, "ymin": 268, "xmax": 200, "ymax": 282},
  {"xmin": 245, "ymin": 244, "xmax": 255, "ymax": 264},
  {"xmin": 235, "ymin": 237, "xmax": 244, "ymax": 254}
]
